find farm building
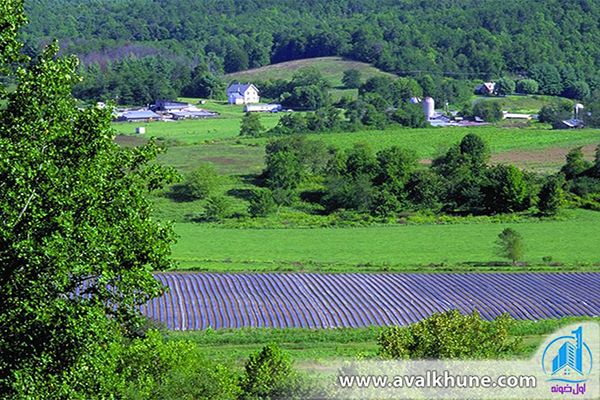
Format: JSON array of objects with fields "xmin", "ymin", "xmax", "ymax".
[
  {"xmin": 503, "ymin": 112, "xmax": 533, "ymax": 120},
  {"xmin": 170, "ymin": 110, "xmax": 217, "ymax": 120},
  {"xmin": 227, "ymin": 83, "xmax": 260, "ymax": 104},
  {"xmin": 151, "ymin": 99, "xmax": 191, "ymax": 112},
  {"xmin": 474, "ymin": 82, "xmax": 495, "ymax": 95},
  {"xmin": 558, "ymin": 119, "xmax": 584, "ymax": 129},
  {"xmin": 244, "ymin": 104, "xmax": 282, "ymax": 112},
  {"xmin": 115, "ymin": 110, "xmax": 162, "ymax": 122}
]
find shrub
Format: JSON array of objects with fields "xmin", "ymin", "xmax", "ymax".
[
  {"xmin": 248, "ymin": 188, "xmax": 277, "ymax": 217},
  {"xmin": 377, "ymin": 310, "xmax": 520, "ymax": 359},
  {"xmin": 203, "ymin": 195, "xmax": 232, "ymax": 222},
  {"xmin": 119, "ymin": 330, "xmax": 240, "ymax": 399},
  {"xmin": 240, "ymin": 343, "xmax": 317, "ymax": 399},
  {"xmin": 473, "ymin": 101, "xmax": 503, "ymax": 122},
  {"xmin": 179, "ymin": 164, "xmax": 222, "ymax": 200},
  {"xmin": 516, "ymin": 79, "xmax": 539, "ymax": 94}
]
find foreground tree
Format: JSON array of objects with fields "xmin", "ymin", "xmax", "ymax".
[{"xmin": 0, "ymin": 2, "xmax": 177, "ymax": 396}]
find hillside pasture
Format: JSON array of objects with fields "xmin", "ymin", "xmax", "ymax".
[{"xmin": 224, "ymin": 56, "xmax": 397, "ymax": 88}]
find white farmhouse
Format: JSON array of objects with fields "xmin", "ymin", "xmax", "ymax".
[{"xmin": 227, "ymin": 83, "xmax": 260, "ymax": 105}]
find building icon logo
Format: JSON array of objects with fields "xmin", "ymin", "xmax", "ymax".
[{"xmin": 542, "ymin": 326, "xmax": 593, "ymax": 383}]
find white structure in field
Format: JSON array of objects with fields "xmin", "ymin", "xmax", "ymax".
[
  {"xmin": 227, "ymin": 83, "xmax": 260, "ymax": 105},
  {"xmin": 244, "ymin": 104, "xmax": 282, "ymax": 112}
]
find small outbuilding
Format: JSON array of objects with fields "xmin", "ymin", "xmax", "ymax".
[{"xmin": 558, "ymin": 119, "xmax": 584, "ymax": 129}]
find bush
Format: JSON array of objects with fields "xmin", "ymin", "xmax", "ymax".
[
  {"xmin": 178, "ymin": 164, "xmax": 222, "ymax": 201},
  {"xmin": 248, "ymin": 188, "xmax": 277, "ymax": 217},
  {"xmin": 377, "ymin": 310, "xmax": 520, "ymax": 359},
  {"xmin": 516, "ymin": 79, "xmax": 539, "ymax": 94},
  {"xmin": 203, "ymin": 195, "xmax": 232, "ymax": 222},
  {"xmin": 119, "ymin": 330, "xmax": 240, "ymax": 399},
  {"xmin": 240, "ymin": 343, "xmax": 317, "ymax": 399},
  {"xmin": 240, "ymin": 112, "xmax": 266, "ymax": 137}
]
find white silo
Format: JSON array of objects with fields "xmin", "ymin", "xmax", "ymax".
[
  {"xmin": 575, "ymin": 103, "xmax": 584, "ymax": 119},
  {"xmin": 422, "ymin": 96, "xmax": 435, "ymax": 118}
]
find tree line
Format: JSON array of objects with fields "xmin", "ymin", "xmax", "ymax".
[{"xmin": 20, "ymin": 0, "xmax": 600, "ymax": 105}]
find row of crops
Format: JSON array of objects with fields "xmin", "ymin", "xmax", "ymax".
[{"xmin": 142, "ymin": 273, "xmax": 600, "ymax": 331}]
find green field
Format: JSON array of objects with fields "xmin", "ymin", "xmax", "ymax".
[
  {"xmin": 168, "ymin": 209, "xmax": 600, "ymax": 272},
  {"xmin": 112, "ymin": 104, "xmax": 282, "ymax": 143},
  {"xmin": 296, "ymin": 126, "xmax": 600, "ymax": 158},
  {"xmin": 165, "ymin": 316, "xmax": 600, "ymax": 370},
  {"xmin": 114, "ymin": 116, "xmax": 600, "ymax": 179}
]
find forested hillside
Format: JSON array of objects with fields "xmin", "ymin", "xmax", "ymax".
[{"xmin": 22, "ymin": 0, "xmax": 600, "ymax": 103}]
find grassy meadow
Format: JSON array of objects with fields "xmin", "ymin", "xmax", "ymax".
[{"xmin": 169, "ymin": 208, "xmax": 600, "ymax": 272}]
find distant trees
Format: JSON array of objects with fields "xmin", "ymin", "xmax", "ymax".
[
  {"xmin": 584, "ymin": 90, "xmax": 600, "ymax": 128},
  {"xmin": 179, "ymin": 164, "xmax": 222, "ymax": 200},
  {"xmin": 529, "ymin": 63, "xmax": 563, "ymax": 96},
  {"xmin": 494, "ymin": 77, "xmax": 515, "ymax": 96},
  {"xmin": 21, "ymin": 0, "xmax": 600, "ymax": 104},
  {"xmin": 516, "ymin": 79, "xmax": 539, "ymax": 94},
  {"xmin": 473, "ymin": 100, "xmax": 503, "ymax": 122},
  {"xmin": 537, "ymin": 175, "xmax": 566, "ymax": 216}
]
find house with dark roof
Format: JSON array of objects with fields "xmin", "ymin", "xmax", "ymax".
[
  {"xmin": 474, "ymin": 82, "xmax": 495, "ymax": 95},
  {"xmin": 227, "ymin": 83, "xmax": 259, "ymax": 105}
]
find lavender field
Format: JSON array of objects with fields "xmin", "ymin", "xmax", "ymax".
[{"xmin": 143, "ymin": 272, "xmax": 600, "ymax": 330}]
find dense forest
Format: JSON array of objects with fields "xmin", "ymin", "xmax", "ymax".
[{"xmin": 22, "ymin": 0, "xmax": 600, "ymax": 104}]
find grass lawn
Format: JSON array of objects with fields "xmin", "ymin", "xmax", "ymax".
[{"xmin": 168, "ymin": 209, "xmax": 600, "ymax": 272}]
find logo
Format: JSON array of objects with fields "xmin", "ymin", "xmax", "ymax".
[{"xmin": 542, "ymin": 326, "xmax": 593, "ymax": 383}]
